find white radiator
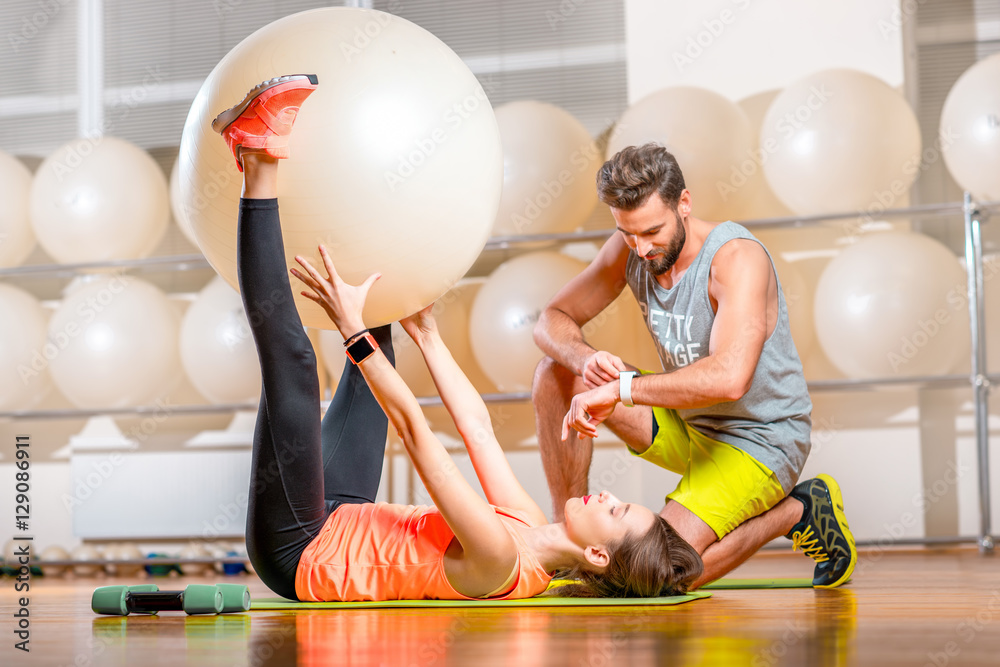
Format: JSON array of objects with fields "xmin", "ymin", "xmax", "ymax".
[{"xmin": 71, "ymin": 449, "xmax": 252, "ymax": 540}]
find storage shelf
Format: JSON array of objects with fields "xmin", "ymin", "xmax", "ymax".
[
  {"xmin": 6, "ymin": 372, "xmax": 998, "ymax": 420},
  {"xmin": 2, "ymin": 200, "xmax": 997, "ymax": 280}
]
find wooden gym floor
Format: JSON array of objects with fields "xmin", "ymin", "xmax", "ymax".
[{"xmin": 2, "ymin": 547, "xmax": 999, "ymax": 666}]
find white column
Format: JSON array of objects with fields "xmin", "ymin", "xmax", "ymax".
[{"xmin": 77, "ymin": 0, "xmax": 104, "ymax": 137}]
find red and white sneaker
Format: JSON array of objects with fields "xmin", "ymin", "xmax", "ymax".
[{"xmin": 211, "ymin": 74, "xmax": 319, "ymax": 172}]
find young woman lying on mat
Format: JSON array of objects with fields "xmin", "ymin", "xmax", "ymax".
[{"xmin": 213, "ymin": 74, "xmax": 703, "ymax": 601}]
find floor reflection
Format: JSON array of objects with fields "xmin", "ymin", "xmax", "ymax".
[{"xmin": 85, "ymin": 587, "xmax": 857, "ymax": 666}]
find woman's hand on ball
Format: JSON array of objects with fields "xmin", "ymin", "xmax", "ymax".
[
  {"xmin": 291, "ymin": 244, "xmax": 378, "ymax": 336},
  {"xmin": 400, "ymin": 305, "xmax": 439, "ymax": 345}
]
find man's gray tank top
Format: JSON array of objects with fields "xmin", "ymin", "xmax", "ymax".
[{"xmin": 625, "ymin": 221, "xmax": 812, "ymax": 492}]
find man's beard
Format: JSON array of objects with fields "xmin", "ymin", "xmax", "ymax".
[{"xmin": 641, "ymin": 220, "xmax": 686, "ymax": 276}]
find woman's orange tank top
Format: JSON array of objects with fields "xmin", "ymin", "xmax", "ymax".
[{"xmin": 294, "ymin": 502, "xmax": 553, "ymax": 602}]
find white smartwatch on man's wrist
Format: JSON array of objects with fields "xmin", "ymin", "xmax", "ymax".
[{"xmin": 619, "ymin": 370, "xmax": 637, "ymax": 407}]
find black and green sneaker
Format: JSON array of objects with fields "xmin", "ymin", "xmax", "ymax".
[{"xmin": 785, "ymin": 474, "xmax": 857, "ymax": 588}]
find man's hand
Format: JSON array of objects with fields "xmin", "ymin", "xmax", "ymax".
[
  {"xmin": 580, "ymin": 350, "xmax": 628, "ymax": 389},
  {"xmin": 290, "ymin": 244, "xmax": 378, "ymax": 338},
  {"xmin": 561, "ymin": 381, "xmax": 620, "ymax": 440}
]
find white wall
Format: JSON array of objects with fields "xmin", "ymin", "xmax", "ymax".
[{"xmin": 624, "ymin": 0, "xmax": 905, "ymax": 103}]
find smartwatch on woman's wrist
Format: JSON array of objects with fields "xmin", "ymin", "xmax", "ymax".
[{"xmin": 346, "ymin": 333, "xmax": 379, "ymax": 365}]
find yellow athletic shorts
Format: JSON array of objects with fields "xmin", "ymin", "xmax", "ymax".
[{"xmin": 629, "ymin": 403, "xmax": 786, "ymax": 540}]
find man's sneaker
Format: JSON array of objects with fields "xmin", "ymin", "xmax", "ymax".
[
  {"xmin": 211, "ymin": 74, "xmax": 319, "ymax": 172},
  {"xmin": 785, "ymin": 474, "xmax": 857, "ymax": 588}
]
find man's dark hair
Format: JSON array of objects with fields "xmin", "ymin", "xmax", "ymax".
[{"xmin": 596, "ymin": 143, "xmax": 686, "ymax": 211}]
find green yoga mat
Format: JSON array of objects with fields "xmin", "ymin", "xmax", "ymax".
[
  {"xmin": 701, "ymin": 578, "xmax": 812, "ymax": 589},
  {"xmin": 251, "ymin": 591, "xmax": 711, "ymax": 610},
  {"xmin": 248, "ymin": 578, "xmax": 810, "ymax": 610}
]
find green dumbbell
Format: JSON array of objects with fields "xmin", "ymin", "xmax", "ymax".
[
  {"xmin": 92, "ymin": 583, "xmax": 249, "ymax": 616},
  {"xmin": 215, "ymin": 583, "xmax": 252, "ymax": 612}
]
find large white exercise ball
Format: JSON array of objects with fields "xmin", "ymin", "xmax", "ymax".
[
  {"xmin": 30, "ymin": 136, "xmax": 169, "ymax": 263},
  {"xmin": 940, "ymin": 53, "xmax": 1000, "ymax": 200},
  {"xmin": 761, "ymin": 69, "xmax": 922, "ymax": 216},
  {"xmin": 48, "ymin": 275, "xmax": 181, "ymax": 408},
  {"xmin": 170, "ymin": 159, "xmax": 200, "ymax": 248},
  {"xmin": 730, "ymin": 90, "xmax": 795, "ymax": 221},
  {"xmin": 814, "ymin": 231, "xmax": 969, "ymax": 379},
  {"xmin": 491, "ymin": 101, "xmax": 600, "ymax": 236},
  {"xmin": 0, "ymin": 151, "xmax": 36, "ymax": 267},
  {"xmin": 470, "ymin": 252, "xmax": 637, "ymax": 392},
  {"xmin": 176, "ymin": 7, "xmax": 503, "ymax": 330},
  {"xmin": 180, "ymin": 276, "xmax": 261, "ymax": 404},
  {"xmin": 606, "ymin": 87, "xmax": 754, "ymax": 221},
  {"xmin": 0, "ymin": 284, "xmax": 53, "ymax": 411}
]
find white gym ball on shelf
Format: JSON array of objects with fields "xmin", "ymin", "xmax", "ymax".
[
  {"xmin": 0, "ymin": 283, "xmax": 54, "ymax": 411},
  {"xmin": 39, "ymin": 545, "xmax": 71, "ymax": 577},
  {"xmin": 760, "ymin": 69, "xmax": 922, "ymax": 216},
  {"xmin": 490, "ymin": 100, "xmax": 600, "ymax": 236},
  {"xmin": 731, "ymin": 89, "xmax": 795, "ymax": 221},
  {"xmin": 71, "ymin": 544, "xmax": 103, "ymax": 577},
  {"xmin": 178, "ymin": 543, "xmax": 213, "ymax": 576},
  {"xmin": 48, "ymin": 275, "xmax": 182, "ymax": 409},
  {"xmin": 605, "ymin": 86, "xmax": 754, "ymax": 222},
  {"xmin": 940, "ymin": 52, "xmax": 1000, "ymax": 201},
  {"xmin": 813, "ymin": 231, "xmax": 969, "ymax": 379},
  {"xmin": 30, "ymin": 136, "xmax": 169, "ymax": 263},
  {"xmin": 180, "ymin": 276, "xmax": 261, "ymax": 404},
  {"xmin": 469, "ymin": 251, "xmax": 644, "ymax": 392},
  {"xmin": 0, "ymin": 150, "xmax": 37, "ymax": 267}
]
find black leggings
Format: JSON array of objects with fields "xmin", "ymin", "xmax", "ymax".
[{"xmin": 237, "ymin": 198, "xmax": 394, "ymax": 600}]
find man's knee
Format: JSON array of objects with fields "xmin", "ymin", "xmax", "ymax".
[{"xmin": 531, "ymin": 355, "xmax": 578, "ymax": 399}]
